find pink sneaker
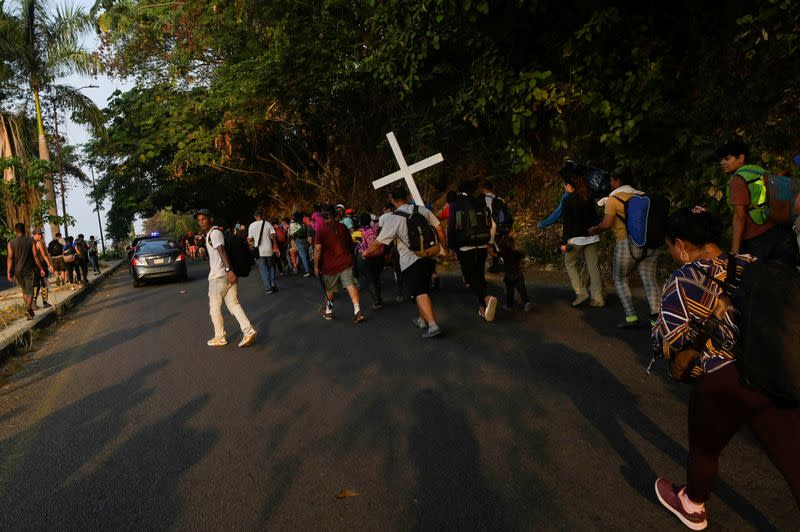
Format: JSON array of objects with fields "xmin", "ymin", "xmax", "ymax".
[{"xmin": 655, "ymin": 478, "xmax": 707, "ymax": 530}]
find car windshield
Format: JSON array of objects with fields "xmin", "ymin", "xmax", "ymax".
[{"xmin": 137, "ymin": 240, "xmax": 178, "ymax": 253}]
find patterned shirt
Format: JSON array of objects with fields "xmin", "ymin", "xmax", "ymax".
[{"xmin": 651, "ymin": 254, "xmax": 756, "ymax": 377}]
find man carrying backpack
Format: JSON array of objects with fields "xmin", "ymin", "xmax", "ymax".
[
  {"xmin": 719, "ymin": 141, "xmax": 799, "ymax": 267},
  {"xmin": 448, "ymin": 181, "xmax": 499, "ymax": 322},
  {"xmin": 195, "ymin": 209, "xmax": 257, "ymax": 347},
  {"xmin": 481, "ymin": 181, "xmax": 512, "ymax": 273},
  {"xmin": 364, "ymin": 185, "xmax": 446, "ymax": 338},
  {"xmin": 588, "ymin": 169, "xmax": 661, "ymax": 329}
]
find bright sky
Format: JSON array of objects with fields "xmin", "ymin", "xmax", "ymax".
[{"xmin": 46, "ymin": 0, "xmax": 137, "ymax": 245}]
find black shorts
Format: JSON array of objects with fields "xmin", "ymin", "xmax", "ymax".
[{"xmin": 402, "ymin": 258, "xmax": 435, "ymax": 297}]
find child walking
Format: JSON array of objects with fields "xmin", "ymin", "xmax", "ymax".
[{"xmin": 499, "ymin": 235, "xmax": 533, "ymax": 312}]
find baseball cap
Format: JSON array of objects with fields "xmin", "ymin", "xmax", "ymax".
[
  {"xmin": 193, "ymin": 208, "xmax": 211, "ymax": 219},
  {"xmin": 335, "ymin": 204, "xmax": 345, "ymax": 210}
]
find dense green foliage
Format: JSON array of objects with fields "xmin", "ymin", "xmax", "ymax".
[{"xmin": 86, "ymin": 0, "xmax": 800, "ymax": 241}]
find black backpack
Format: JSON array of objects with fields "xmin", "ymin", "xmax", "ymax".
[
  {"xmin": 700, "ymin": 256, "xmax": 800, "ymax": 405},
  {"xmin": 489, "ymin": 195, "xmax": 513, "ymax": 235},
  {"xmin": 393, "ymin": 206, "xmax": 440, "ymax": 258},
  {"xmin": 451, "ymin": 194, "xmax": 492, "ymax": 248},
  {"xmin": 219, "ymin": 230, "xmax": 254, "ymax": 277}
]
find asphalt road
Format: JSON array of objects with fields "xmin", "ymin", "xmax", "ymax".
[{"xmin": 0, "ymin": 261, "xmax": 797, "ymax": 530}]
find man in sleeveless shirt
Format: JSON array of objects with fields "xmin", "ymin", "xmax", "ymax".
[{"xmin": 6, "ymin": 223, "xmax": 45, "ymax": 320}]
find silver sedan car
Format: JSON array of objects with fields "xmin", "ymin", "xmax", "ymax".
[{"xmin": 130, "ymin": 239, "xmax": 188, "ymax": 287}]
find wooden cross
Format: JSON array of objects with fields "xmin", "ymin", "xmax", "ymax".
[{"xmin": 372, "ymin": 131, "xmax": 444, "ymax": 205}]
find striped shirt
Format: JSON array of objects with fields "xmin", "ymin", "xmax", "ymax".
[{"xmin": 651, "ymin": 254, "xmax": 756, "ymax": 377}]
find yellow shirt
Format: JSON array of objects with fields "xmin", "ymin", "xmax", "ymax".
[{"xmin": 604, "ymin": 191, "xmax": 635, "ymax": 241}]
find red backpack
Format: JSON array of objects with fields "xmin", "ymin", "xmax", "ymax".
[{"xmin": 275, "ymin": 225, "xmax": 288, "ymax": 244}]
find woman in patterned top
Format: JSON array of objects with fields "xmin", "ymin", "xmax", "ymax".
[{"xmin": 652, "ymin": 207, "xmax": 800, "ymax": 530}]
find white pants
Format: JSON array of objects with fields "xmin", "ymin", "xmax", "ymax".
[{"xmin": 208, "ymin": 277, "xmax": 255, "ymax": 339}]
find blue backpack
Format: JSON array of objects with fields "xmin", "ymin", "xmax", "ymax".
[{"xmin": 614, "ymin": 193, "xmax": 670, "ymax": 259}]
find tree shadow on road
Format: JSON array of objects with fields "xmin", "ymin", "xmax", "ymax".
[
  {"xmin": 0, "ymin": 314, "xmax": 180, "ymax": 399},
  {"xmin": 408, "ymin": 388, "xmax": 509, "ymax": 532},
  {"xmin": 528, "ymin": 342, "xmax": 776, "ymax": 530},
  {"xmin": 0, "ymin": 360, "xmax": 217, "ymax": 529}
]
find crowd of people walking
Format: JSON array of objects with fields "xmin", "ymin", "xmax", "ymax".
[
  {"xmin": 5, "ymin": 226, "xmax": 103, "ymax": 320},
  {"xmin": 184, "ymin": 140, "xmax": 799, "ymax": 531}
]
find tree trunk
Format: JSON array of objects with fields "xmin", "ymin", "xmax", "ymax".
[{"xmin": 34, "ymin": 87, "xmax": 60, "ymax": 238}]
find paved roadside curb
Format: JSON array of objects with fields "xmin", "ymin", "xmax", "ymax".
[{"xmin": 0, "ymin": 259, "xmax": 126, "ymax": 365}]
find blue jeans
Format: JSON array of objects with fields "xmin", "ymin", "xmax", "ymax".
[
  {"xmin": 295, "ymin": 238, "xmax": 311, "ymax": 274},
  {"xmin": 255, "ymin": 256, "xmax": 277, "ymax": 290}
]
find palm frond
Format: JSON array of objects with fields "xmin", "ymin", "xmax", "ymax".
[
  {"xmin": 61, "ymin": 159, "xmax": 88, "ymax": 183},
  {"xmin": 47, "ymin": 2, "xmax": 95, "ymax": 51},
  {"xmin": 49, "ymin": 83, "xmax": 106, "ymax": 137},
  {"xmin": 45, "ymin": 39, "xmax": 101, "ymax": 77}
]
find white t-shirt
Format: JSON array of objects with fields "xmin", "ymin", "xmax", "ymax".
[
  {"xmin": 377, "ymin": 203, "xmax": 440, "ymax": 271},
  {"xmin": 247, "ymin": 220, "xmax": 275, "ymax": 257},
  {"xmin": 378, "ymin": 211, "xmax": 393, "ymax": 229},
  {"xmin": 206, "ymin": 228, "xmax": 227, "ymax": 280}
]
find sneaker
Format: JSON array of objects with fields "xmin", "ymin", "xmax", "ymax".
[
  {"xmin": 70, "ymin": 285, "xmax": 76, "ymax": 291},
  {"xmin": 26, "ymin": 309, "xmax": 35, "ymax": 320},
  {"xmin": 572, "ymin": 294, "xmax": 590, "ymax": 307},
  {"xmin": 412, "ymin": 317, "xmax": 427, "ymax": 329},
  {"xmin": 264, "ymin": 288, "xmax": 274, "ymax": 295},
  {"xmin": 589, "ymin": 299, "xmax": 606, "ymax": 308},
  {"xmin": 617, "ymin": 316, "xmax": 641, "ymax": 329},
  {"xmin": 320, "ymin": 306, "xmax": 334, "ymax": 320},
  {"xmin": 654, "ymin": 479, "xmax": 707, "ymax": 530},
  {"xmin": 523, "ymin": 302, "xmax": 535, "ymax": 312},
  {"xmin": 42, "ymin": 302, "xmax": 52, "ymax": 308},
  {"xmin": 371, "ymin": 301, "xmax": 384, "ymax": 310},
  {"xmin": 303, "ymin": 273, "xmax": 311, "ymax": 278},
  {"xmin": 238, "ymin": 332, "xmax": 257, "ymax": 347},
  {"xmin": 422, "ymin": 325, "xmax": 442, "ymax": 338},
  {"xmin": 207, "ymin": 337, "xmax": 228, "ymax": 347},
  {"xmin": 484, "ymin": 296, "xmax": 498, "ymax": 322},
  {"xmin": 352, "ymin": 311, "xmax": 367, "ymax": 323}
]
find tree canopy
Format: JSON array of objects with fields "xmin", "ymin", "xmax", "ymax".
[{"xmin": 86, "ymin": 0, "xmax": 800, "ymax": 241}]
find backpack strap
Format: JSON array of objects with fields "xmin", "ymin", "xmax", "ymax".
[{"xmin": 256, "ymin": 220, "xmax": 266, "ymax": 247}]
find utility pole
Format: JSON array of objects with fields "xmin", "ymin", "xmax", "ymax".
[
  {"xmin": 53, "ymin": 108, "xmax": 68, "ymax": 237},
  {"xmin": 90, "ymin": 165, "xmax": 106, "ymax": 254}
]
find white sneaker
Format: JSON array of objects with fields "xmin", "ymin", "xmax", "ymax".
[
  {"xmin": 484, "ymin": 296, "xmax": 498, "ymax": 322},
  {"xmin": 238, "ymin": 332, "xmax": 257, "ymax": 347},
  {"xmin": 207, "ymin": 337, "xmax": 228, "ymax": 347}
]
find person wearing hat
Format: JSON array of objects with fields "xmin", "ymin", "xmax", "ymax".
[
  {"xmin": 7, "ymin": 223, "xmax": 45, "ymax": 320},
  {"xmin": 194, "ymin": 209, "xmax": 257, "ymax": 347},
  {"xmin": 334, "ymin": 204, "xmax": 353, "ymax": 231},
  {"xmin": 560, "ymin": 174, "xmax": 604, "ymax": 308}
]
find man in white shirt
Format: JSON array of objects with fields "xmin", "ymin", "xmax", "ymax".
[
  {"xmin": 364, "ymin": 185, "xmax": 447, "ymax": 338},
  {"xmin": 195, "ymin": 209, "xmax": 257, "ymax": 347},
  {"xmin": 247, "ymin": 209, "xmax": 279, "ymax": 294}
]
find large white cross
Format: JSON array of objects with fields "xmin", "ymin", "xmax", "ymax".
[{"xmin": 372, "ymin": 131, "xmax": 444, "ymax": 205}]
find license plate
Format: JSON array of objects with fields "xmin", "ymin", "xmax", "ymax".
[{"xmin": 154, "ymin": 258, "xmax": 165, "ymax": 264}]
